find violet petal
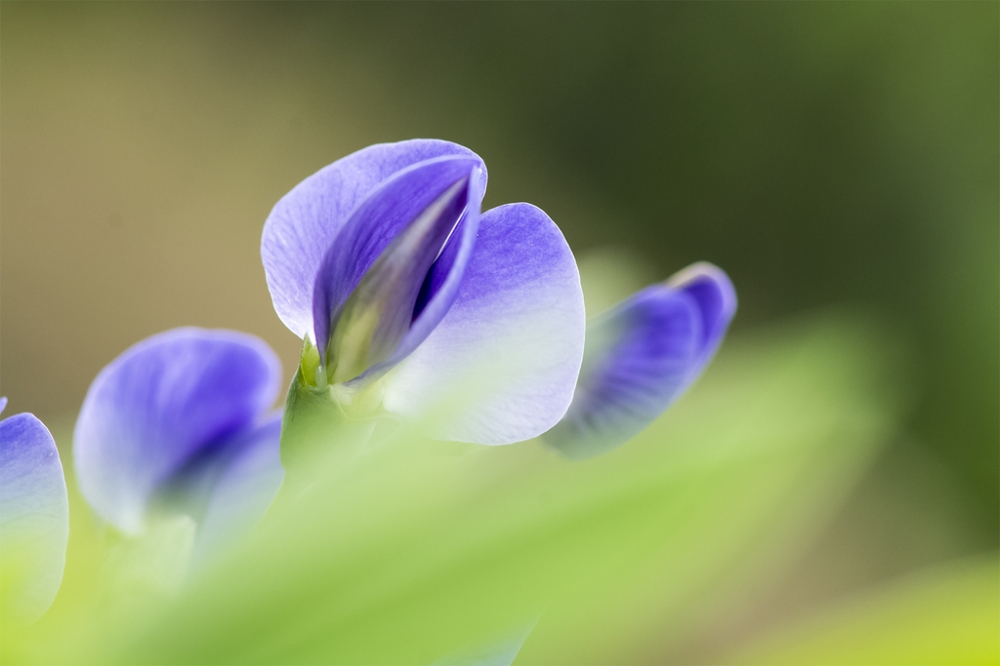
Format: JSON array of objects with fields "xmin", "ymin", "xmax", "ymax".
[
  {"xmin": 193, "ymin": 415, "xmax": 283, "ymax": 558},
  {"xmin": 312, "ymin": 156, "xmax": 484, "ymax": 366},
  {"xmin": 544, "ymin": 263, "xmax": 736, "ymax": 459},
  {"xmin": 74, "ymin": 328, "xmax": 282, "ymax": 534},
  {"xmin": 0, "ymin": 411, "xmax": 69, "ymax": 623},
  {"xmin": 383, "ymin": 203, "xmax": 586, "ymax": 445},
  {"xmin": 263, "ymin": 140, "xmax": 486, "ymax": 340},
  {"xmin": 326, "ymin": 171, "xmax": 477, "ymax": 383}
]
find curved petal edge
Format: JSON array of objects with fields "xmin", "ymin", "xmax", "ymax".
[
  {"xmin": 263, "ymin": 139, "xmax": 486, "ymax": 340},
  {"xmin": 544, "ymin": 263, "xmax": 736, "ymax": 460},
  {"xmin": 73, "ymin": 328, "xmax": 282, "ymax": 535},
  {"xmin": 0, "ymin": 412, "xmax": 69, "ymax": 624},
  {"xmin": 194, "ymin": 415, "xmax": 284, "ymax": 559},
  {"xmin": 382, "ymin": 203, "xmax": 586, "ymax": 445}
]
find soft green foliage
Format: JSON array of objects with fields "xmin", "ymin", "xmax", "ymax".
[
  {"xmin": 99, "ymin": 515, "xmax": 196, "ymax": 599},
  {"xmin": 2, "ymin": 313, "xmax": 921, "ymax": 664},
  {"xmin": 734, "ymin": 556, "xmax": 1000, "ymax": 665}
]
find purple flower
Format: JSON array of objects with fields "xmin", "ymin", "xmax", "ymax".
[
  {"xmin": 262, "ymin": 140, "xmax": 586, "ymax": 444},
  {"xmin": 544, "ymin": 263, "xmax": 736, "ymax": 459},
  {"xmin": 73, "ymin": 328, "xmax": 284, "ymax": 551},
  {"xmin": 0, "ymin": 398, "xmax": 69, "ymax": 623}
]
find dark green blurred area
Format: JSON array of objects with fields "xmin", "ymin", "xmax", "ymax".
[{"xmin": 1, "ymin": 0, "xmax": 997, "ymax": 652}]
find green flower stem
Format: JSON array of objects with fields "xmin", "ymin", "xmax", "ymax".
[{"xmin": 280, "ymin": 340, "xmax": 389, "ymax": 477}]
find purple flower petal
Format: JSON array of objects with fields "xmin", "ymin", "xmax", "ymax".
[
  {"xmin": 151, "ymin": 413, "xmax": 283, "ymax": 560},
  {"xmin": 327, "ymin": 177, "xmax": 469, "ymax": 382},
  {"xmin": 192, "ymin": 415, "xmax": 283, "ymax": 558},
  {"xmin": 667, "ymin": 262, "xmax": 737, "ymax": 365},
  {"xmin": 544, "ymin": 287, "xmax": 701, "ymax": 458},
  {"xmin": 262, "ymin": 140, "xmax": 486, "ymax": 341},
  {"xmin": 361, "ymin": 168, "xmax": 486, "ymax": 383},
  {"xmin": 313, "ymin": 157, "xmax": 479, "ymax": 383},
  {"xmin": 0, "ymin": 411, "xmax": 68, "ymax": 623},
  {"xmin": 313, "ymin": 157, "xmax": 484, "ymax": 377},
  {"xmin": 382, "ymin": 203, "xmax": 586, "ymax": 445},
  {"xmin": 544, "ymin": 263, "xmax": 736, "ymax": 459},
  {"xmin": 74, "ymin": 328, "xmax": 282, "ymax": 535}
]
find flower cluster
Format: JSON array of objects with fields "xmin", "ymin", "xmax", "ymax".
[{"xmin": 0, "ymin": 139, "xmax": 733, "ymax": 625}]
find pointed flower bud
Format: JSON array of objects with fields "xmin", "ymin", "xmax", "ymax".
[
  {"xmin": 544, "ymin": 263, "xmax": 736, "ymax": 459},
  {"xmin": 327, "ymin": 177, "xmax": 469, "ymax": 385}
]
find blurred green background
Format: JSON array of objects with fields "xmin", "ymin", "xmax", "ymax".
[{"xmin": 1, "ymin": 2, "xmax": 997, "ymax": 663}]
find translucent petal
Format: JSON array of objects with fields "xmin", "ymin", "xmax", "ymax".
[
  {"xmin": 545, "ymin": 264, "xmax": 736, "ymax": 459},
  {"xmin": 193, "ymin": 415, "xmax": 283, "ymax": 558},
  {"xmin": 74, "ymin": 328, "xmax": 282, "ymax": 534},
  {"xmin": 0, "ymin": 412, "xmax": 68, "ymax": 623},
  {"xmin": 383, "ymin": 203, "xmax": 586, "ymax": 445},
  {"xmin": 262, "ymin": 140, "xmax": 486, "ymax": 340},
  {"xmin": 311, "ymin": 157, "xmax": 483, "ymax": 372}
]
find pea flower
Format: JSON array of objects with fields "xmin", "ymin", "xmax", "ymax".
[
  {"xmin": 73, "ymin": 328, "xmax": 284, "ymax": 553},
  {"xmin": 544, "ymin": 263, "xmax": 737, "ymax": 459},
  {"xmin": 262, "ymin": 139, "xmax": 586, "ymax": 444},
  {"xmin": 0, "ymin": 397, "xmax": 69, "ymax": 623}
]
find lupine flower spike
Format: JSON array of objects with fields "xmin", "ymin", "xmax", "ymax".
[{"xmin": 0, "ymin": 397, "xmax": 69, "ymax": 623}]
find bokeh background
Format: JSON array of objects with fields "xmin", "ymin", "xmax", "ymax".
[{"xmin": 2, "ymin": 2, "xmax": 997, "ymax": 663}]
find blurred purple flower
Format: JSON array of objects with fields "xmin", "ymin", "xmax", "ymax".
[
  {"xmin": 73, "ymin": 329, "xmax": 284, "ymax": 550},
  {"xmin": 262, "ymin": 139, "xmax": 586, "ymax": 444},
  {"xmin": 0, "ymin": 397, "xmax": 69, "ymax": 622},
  {"xmin": 545, "ymin": 263, "xmax": 737, "ymax": 459}
]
